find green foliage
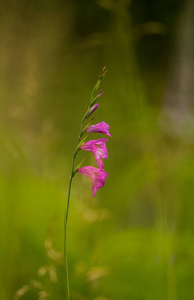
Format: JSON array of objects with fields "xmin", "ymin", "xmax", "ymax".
[{"xmin": 0, "ymin": 0, "xmax": 194, "ymax": 299}]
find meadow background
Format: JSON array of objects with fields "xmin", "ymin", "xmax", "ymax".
[{"xmin": 1, "ymin": 0, "xmax": 194, "ymax": 299}]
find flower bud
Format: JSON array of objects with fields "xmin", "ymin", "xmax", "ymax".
[
  {"xmin": 90, "ymin": 91, "xmax": 103, "ymax": 107},
  {"xmin": 87, "ymin": 103, "xmax": 99, "ymax": 118}
]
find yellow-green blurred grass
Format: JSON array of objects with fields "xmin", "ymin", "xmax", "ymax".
[
  {"xmin": 1, "ymin": 2, "xmax": 194, "ymax": 298},
  {"xmin": 1, "ymin": 60, "xmax": 194, "ymax": 299},
  {"xmin": 1, "ymin": 121, "xmax": 194, "ymax": 300},
  {"xmin": 1, "ymin": 61, "xmax": 194, "ymax": 299}
]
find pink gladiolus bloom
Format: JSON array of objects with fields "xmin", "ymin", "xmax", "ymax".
[
  {"xmin": 86, "ymin": 122, "xmax": 112, "ymax": 137},
  {"xmin": 78, "ymin": 166, "xmax": 108, "ymax": 197},
  {"xmin": 80, "ymin": 138, "xmax": 108, "ymax": 169}
]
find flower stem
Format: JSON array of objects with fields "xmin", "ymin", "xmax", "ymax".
[
  {"xmin": 64, "ymin": 157, "xmax": 75, "ymax": 300},
  {"xmin": 64, "ymin": 120, "xmax": 85, "ymax": 300}
]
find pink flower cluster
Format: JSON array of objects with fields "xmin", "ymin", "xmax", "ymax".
[{"xmin": 78, "ymin": 122, "xmax": 111, "ymax": 197}]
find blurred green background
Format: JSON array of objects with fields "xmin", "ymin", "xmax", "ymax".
[{"xmin": 1, "ymin": 0, "xmax": 194, "ymax": 299}]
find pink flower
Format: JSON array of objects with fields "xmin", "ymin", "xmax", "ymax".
[
  {"xmin": 86, "ymin": 122, "xmax": 112, "ymax": 137},
  {"xmin": 80, "ymin": 138, "xmax": 108, "ymax": 169},
  {"xmin": 78, "ymin": 166, "xmax": 108, "ymax": 197}
]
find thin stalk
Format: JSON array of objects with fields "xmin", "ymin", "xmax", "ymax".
[{"xmin": 64, "ymin": 119, "xmax": 85, "ymax": 300}]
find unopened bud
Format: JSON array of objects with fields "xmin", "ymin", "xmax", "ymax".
[
  {"xmin": 90, "ymin": 91, "xmax": 103, "ymax": 107},
  {"xmin": 99, "ymin": 66, "xmax": 108, "ymax": 80},
  {"xmin": 87, "ymin": 103, "xmax": 99, "ymax": 118}
]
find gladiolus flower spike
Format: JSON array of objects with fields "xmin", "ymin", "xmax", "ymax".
[{"xmin": 64, "ymin": 67, "xmax": 110, "ymax": 300}]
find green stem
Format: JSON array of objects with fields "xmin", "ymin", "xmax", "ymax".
[
  {"xmin": 64, "ymin": 120, "xmax": 85, "ymax": 300},
  {"xmin": 64, "ymin": 157, "xmax": 75, "ymax": 300}
]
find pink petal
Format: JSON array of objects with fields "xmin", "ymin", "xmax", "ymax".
[
  {"xmin": 86, "ymin": 122, "xmax": 112, "ymax": 137},
  {"xmin": 78, "ymin": 166, "xmax": 108, "ymax": 197}
]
